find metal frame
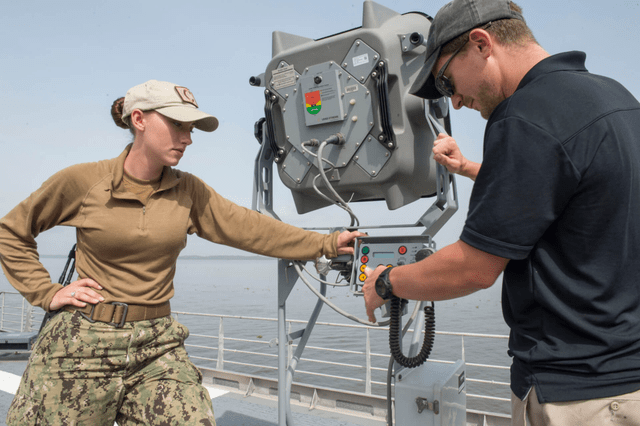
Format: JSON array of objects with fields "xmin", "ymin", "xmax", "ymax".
[{"xmin": 252, "ymin": 104, "xmax": 458, "ymax": 424}]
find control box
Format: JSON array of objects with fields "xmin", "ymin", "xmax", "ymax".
[
  {"xmin": 351, "ymin": 235, "xmax": 435, "ymax": 295},
  {"xmin": 395, "ymin": 359, "xmax": 467, "ymax": 426}
]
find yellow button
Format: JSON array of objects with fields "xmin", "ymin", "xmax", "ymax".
[
  {"xmin": 359, "ymin": 273, "xmax": 367, "ymax": 282},
  {"xmin": 360, "ymin": 264, "xmax": 367, "ymax": 272}
]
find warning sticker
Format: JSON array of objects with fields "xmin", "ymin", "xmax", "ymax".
[{"xmin": 271, "ymin": 65, "xmax": 297, "ymax": 90}]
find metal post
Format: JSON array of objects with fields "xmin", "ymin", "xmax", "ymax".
[
  {"xmin": 278, "ymin": 292, "xmax": 287, "ymax": 426},
  {"xmin": 1, "ymin": 293, "xmax": 5, "ymax": 330},
  {"xmin": 365, "ymin": 328, "xmax": 372, "ymax": 395},
  {"xmin": 217, "ymin": 317, "xmax": 225, "ymax": 370},
  {"xmin": 20, "ymin": 299, "xmax": 25, "ymax": 332}
]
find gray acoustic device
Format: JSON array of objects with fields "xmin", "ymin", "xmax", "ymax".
[{"xmin": 253, "ymin": 1, "xmax": 447, "ymax": 214}]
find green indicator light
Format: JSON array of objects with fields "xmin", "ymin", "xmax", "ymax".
[{"xmin": 362, "ymin": 246, "xmax": 370, "ymax": 255}]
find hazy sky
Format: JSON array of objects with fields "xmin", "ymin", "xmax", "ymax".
[{"xmin": 1, "ymin": 0, "xmax": 639, "ymax": 256}]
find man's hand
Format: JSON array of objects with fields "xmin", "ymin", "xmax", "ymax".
[
  {"xmin": 336, "ymin": 230, "xmax": 367, "ymax": 255},
  {"xmin": 362, "ymin": 265, "xmax": 388, "ymax": 323},
  {"xmin": 433, "ymin": 133, "xmax": 480, "ymax": 180},
  {"xmin": 49, "ymin": 278, "xmax": 105, "ymax": 311}
]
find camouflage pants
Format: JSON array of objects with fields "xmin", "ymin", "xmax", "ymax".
[{"xmin": 7, "ymin": 310, "xmax": 216, "ymax": 426}]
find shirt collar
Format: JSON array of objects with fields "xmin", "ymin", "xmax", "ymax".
[
  {"xmin": 516, "ymin": 51, "xmax": 588, "ymax": 92},
  {"xmin": 111, "ymin": 143, "xmax": 181, "ymax": 197}
]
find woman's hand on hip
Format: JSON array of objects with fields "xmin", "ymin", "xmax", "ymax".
[{"xmin": 49, "ymin": 278, "xmax": 105, "ymax": 311}]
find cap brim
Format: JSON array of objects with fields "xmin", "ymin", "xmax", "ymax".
[
  {"xmin": 156, "ymin": 106, "xmax": 219, "ymax": 132},
  {"xmin": 410, "ymin": 47, "xmax": 444, "ymax": 100}
]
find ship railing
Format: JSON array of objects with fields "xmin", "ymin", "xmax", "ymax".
[
  {"xmin": 0, "ymin": 292, "xmax": 44, "ymax": 333},
  {"xmin": 0, "ymin": 292, "xmax": 511, "ymax": 419},
  {"xmin": 172, "ymin": 310, "xmax": 512, "ymax": 418}
]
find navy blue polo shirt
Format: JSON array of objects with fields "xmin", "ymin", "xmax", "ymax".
[{"xmin": 461, "ymin": 51, "xmax": 640, "ymax": 403}]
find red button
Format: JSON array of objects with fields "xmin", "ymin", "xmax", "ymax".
[
  {"xmin": 398, "ymin": 246, "xmax": 407, "ymax": 255},
  {"xmin": 361, "ymin": 255, "xmax": 369, "ymax": 264}
]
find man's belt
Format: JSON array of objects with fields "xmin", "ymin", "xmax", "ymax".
[{"xmin": 65, "ymin": 301, "xmax": 171, "ymax": 328}]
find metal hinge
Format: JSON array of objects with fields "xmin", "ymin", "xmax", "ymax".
[{"xmin": 416, "ymin": 397, "xmax": 439, "ymax": 415}]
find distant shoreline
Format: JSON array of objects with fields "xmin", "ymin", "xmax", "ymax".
[{"xmin": 40, "ymin": 254, "xmax": 272, "ymax": 261}]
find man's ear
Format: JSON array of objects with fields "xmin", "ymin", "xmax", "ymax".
[{"xmin": 468, "ymin": 28, "xmax": 493, "ymax": 58}]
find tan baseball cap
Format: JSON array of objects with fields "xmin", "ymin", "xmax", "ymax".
[{"xmin": 122, "ymin": 80, "xmax": 219, "ymax": 132}]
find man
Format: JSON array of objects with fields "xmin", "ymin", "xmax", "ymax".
[{"xmin": 362, "ymin": 0, "xmax": 640, "ymax": 425}]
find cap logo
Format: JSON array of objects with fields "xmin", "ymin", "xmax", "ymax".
[{"xmin": 175, "ymin": 86, "xmax": 198, "ymax": 107}]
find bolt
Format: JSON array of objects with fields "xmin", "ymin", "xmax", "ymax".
[
  {"xmin": 343, "ymin": 63, "xmax": 348, "ymax": 67},
  {"xmin": 379, "ymin": 135, "xmax": 385, "ymax": 141},
  {"xmin": 388, "ymin": 142, "xmax": 394, "ymax": 148},
  {"xmin": 372, "ymin": 170, "xmax": 377, "ymax": 175}
]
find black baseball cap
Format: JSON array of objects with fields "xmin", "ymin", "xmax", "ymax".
[{"xmin": 411, "ymin": 0, "xmax": 524, "ymax": 99}]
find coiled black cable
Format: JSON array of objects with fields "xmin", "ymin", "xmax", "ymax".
[{"xmin": 389, "ymin": 297, "xmax": 435, "ymax": 368}]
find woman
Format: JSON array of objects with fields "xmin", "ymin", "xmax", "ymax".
[{"xmin": 0, "ymin": 80, "xmax": 362, "ymax": 425}]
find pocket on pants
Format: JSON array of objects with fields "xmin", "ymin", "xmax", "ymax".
[{"xmin": 6, "ymin": 392, "xmax": 42, "ymax": 425}]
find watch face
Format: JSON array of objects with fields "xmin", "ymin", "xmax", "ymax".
[
  {"xmin": 375, "ymin": 270, "xmax": 391, "ymax": 299},
  {"xmin": 375, "ymin": 278, "xmax": 385, "ymax": 296}
]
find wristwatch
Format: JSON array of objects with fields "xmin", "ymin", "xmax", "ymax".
[{"xmin": 375, "ymin": 266, "xmax": 395, "ymax": 300}]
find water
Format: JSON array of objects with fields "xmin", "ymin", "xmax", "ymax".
[{"xmin": 0, "ymin": 256, "xmax": 512, "ymax": 415}]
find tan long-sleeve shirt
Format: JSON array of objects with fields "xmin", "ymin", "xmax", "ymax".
[{"xmin": 0, "ymin": 144, "xmax": 339, "ymax": 311}]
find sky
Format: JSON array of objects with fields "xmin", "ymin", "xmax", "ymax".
[{"xmin": 1, "ymin": 0, "xmax": 639, "ymax": 257}]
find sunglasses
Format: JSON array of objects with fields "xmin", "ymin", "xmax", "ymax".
[
  {"xmin": 434, "ymin": 41, "xmax": 468, "ymax": 97},
  {"xmin": 434, "ymin": 22, "xmax": 492, "ymax": 98}
]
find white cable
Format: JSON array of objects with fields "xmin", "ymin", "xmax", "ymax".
[{"xmin": 294, "ymin": 261, "xmax": 387, "ymax": 326}]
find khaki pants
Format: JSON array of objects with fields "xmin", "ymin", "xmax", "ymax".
[
  {"xmin": 7, "ymin": 310, "xmax": 215, "ymax": 426},
  {"xmin": 512, "ymin": 386, "xmax": 640, "ymax": 426}
]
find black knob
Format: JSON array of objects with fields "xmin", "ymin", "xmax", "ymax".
[{"xmin": 415, "ymin": 248, "xmax": 435, "ymax": 262}]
